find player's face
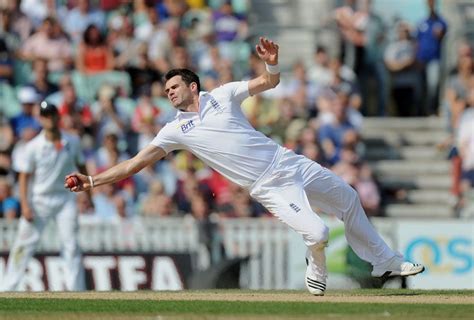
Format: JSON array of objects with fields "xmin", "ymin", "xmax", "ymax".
[
  {"xmin": 39, "ymin": 113, "xmax": 59, "ymax": 130},
  {"xmin": 165, "ymin": 76, "xmax": 194, "ymax": 110}
]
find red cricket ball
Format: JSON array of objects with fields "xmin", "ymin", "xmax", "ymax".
[{"xmin": 66, "ymin": 176, "xmax": 80, "ymax": 188}]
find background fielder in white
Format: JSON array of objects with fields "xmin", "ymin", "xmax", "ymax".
[
  {"xmin": 66, "ymin": 37, "xmax": 424, "ymax": 295},
  {"xmin": 1, "ymin": 102, "xmax": 89, "ymax": 291}
]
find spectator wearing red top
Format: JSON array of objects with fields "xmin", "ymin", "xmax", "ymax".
[{"xmin": 76, "ymin": 24, "xmax": 114, "ymax": 74}]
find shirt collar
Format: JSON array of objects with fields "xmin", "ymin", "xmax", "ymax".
[{"xmin": 175, "ymin": 91, "xmax": 209, "ymax": 119}]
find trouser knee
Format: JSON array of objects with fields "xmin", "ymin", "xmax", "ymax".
[{"xmin": 304, "ymin": 224, "xmax": 329, "ymax": 248}]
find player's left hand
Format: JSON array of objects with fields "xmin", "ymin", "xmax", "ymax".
[{"xmin": 256, "ymin": 37, "xmax": 279, "ymax": 65}]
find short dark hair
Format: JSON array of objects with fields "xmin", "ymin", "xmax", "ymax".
[{"xmin": 164, "ymin": 69, "xmax": 201, "ymax": 92}]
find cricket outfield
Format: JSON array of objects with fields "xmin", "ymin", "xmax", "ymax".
[{"xmin": 0, "ymin": 289, "xmax": 472, "ymax": 320}]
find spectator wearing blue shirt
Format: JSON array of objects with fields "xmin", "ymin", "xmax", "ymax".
[
  {"xmin": 9, "ymin": 86, "xmax": 42, "ymax": 140},
  {"xmin": 319, "ymin": 97, "xmax": 359, "ymax": 166},
  {"xmin": 0, "ymin": 178, "xmax": 20, "ymax": 220},
  {"xmin": 416, "ymin": 0, "xmax": 448, "ymax": 116}
]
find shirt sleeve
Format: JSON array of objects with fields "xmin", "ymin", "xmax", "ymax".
[
  {"xmin": 18, "ymin": 142, "xmax": 35, "ymax": 173},
  {"xmin": 211, "ymin": 81, "xmax": 250, "ymax": 105},
  {"xmin": 150, "ymin": 124, "xmax": 180, "ymax": 154}
]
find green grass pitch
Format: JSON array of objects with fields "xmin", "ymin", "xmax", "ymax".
[{"xmin": 0, "ymin": 289, "xmax": 472, "ymax": 320}]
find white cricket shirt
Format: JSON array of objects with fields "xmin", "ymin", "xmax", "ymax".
[
  {"xmin": 19, "ymin": 131, "xmax": 84, "ymax": 203},
  {"xmin": 151, "ymin": 81, "xmax": 281, "ymax": 189}
]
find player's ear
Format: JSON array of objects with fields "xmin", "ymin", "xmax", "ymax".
[{"xmin": 190, "ymin": 82, "xmax": 198, "ymax": 93}]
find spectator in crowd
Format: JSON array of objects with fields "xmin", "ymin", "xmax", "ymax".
[
  {"xmin": 416, "ymin": 0, "xmax": 448, "ymax": 116},
  {"xmin": 21, "ymin": 16, "xmax": 73, "ymax": 73},
  {"xmin": 384, "ymin": 22, "xmax": 420, "ymax": 117},
  {"xmin": 319, "ymin": 95, "xmax": 360, "ymax": 166},
  {"xmin": 139, "ymin": 180, "xmax": 175, "ymax": 217},
  {"xmin": 212, "ymin": 0, "xmax": 247, "ymax": 61},
  {"xmin": 0, "ymin": 118, "xmax": 14, "ymax": 152},
  {"xmin": 0, "ymin": 1, "xmax": 33, "ymax": 43},
  {"xmin": 111, "ymin": 10, "xmax": 159, "ymax": 95},
  {"xmin": 62, "ymin": 0, "xmax": 105, "ymax": 44},
  {"xmin": 131, "ymin": 85, "xmax": 162, "ymax": 150},
  {"xmin": 9, "ymin": 86, "xmax": 41, "ymax": 140},
  {"xmin": 0, "ymin": 177, "xmax": 20, "ymax": 220},
  {"xmin": 57, "ymin": 79, "xmax": 94, "ymax": 136},
  {"xmin": 90, "ymin": 84, "xmax": 129, "ymax": 144},
  {"xmin": 0, "ymin": 38, "xmax": 13, "ymax": 84},
  {"xmin": 75, "ymin": 24, "xmax": 114, "ymax": 75},
  {"xmin": 457, "ymin": 86, "xmax": 474, "ymax": 206},
  {"xmin": 19, "ymin": 0, "xmax": 56, "ymax": 28},
  {"xmin": 442, "ymin": 55, "xmax": 473, "ymax": 198},
  {"xmin": 29, "ymin": 58, "xmax": 59, "ymax": 100},
  {"xmin": 308, "ymin": 46, "xmax": 333, "ymax": 87}
]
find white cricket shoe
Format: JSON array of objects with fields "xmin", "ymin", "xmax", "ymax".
[
  {"xmin": 371, "ymin": 255, "xmax": 425, "ymax": 278},
  {"xmin": 305, "ymin": 250, "xmax": 327, "ymax": 296}
]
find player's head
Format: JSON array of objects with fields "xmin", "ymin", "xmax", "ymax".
[
  {"xmin": 39, "ymin": 100, "xmax": 58, "ymax": 117},
  {"xmin": 39, "ymin": 101, "xmax": 59, "ymax": 129},
  {"xmin": 164, "ymin": 69, "xmax": 201, "ymax": 110}
]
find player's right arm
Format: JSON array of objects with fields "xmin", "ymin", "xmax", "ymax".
[
  {"xmin": 18, "ymin": 172, "xmax": 34, "ymax": 221},
  {"xmin": 66, "ymin": 144, "xmax": 167, "ymax": 192}
]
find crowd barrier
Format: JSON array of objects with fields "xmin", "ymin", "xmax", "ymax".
[{"xmin": 0, "ymin": 216, "xmax": 472, "ymax": 290}]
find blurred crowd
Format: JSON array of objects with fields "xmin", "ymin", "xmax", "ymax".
[{"xmin": 0, "ymin": 0, "xmax": 473, "ymax": 222}]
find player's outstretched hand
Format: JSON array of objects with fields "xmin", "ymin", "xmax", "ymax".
[
  {"xmin": 255, "ymin": 37, "xmax": 279, "ymax": 65},
  {"xmin": 64, "ymin": 173, "xmax": 91, "ymax": 192}
]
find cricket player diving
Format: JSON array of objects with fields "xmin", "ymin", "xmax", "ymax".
[{"xmin": 66, "ymin": 37, "xmax": 424, "ymax": 295}]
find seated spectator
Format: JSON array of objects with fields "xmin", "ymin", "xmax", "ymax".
[
  {"xmin": 75, "ymin": 24, "xmax": 114, "ymax": 75},
  {"xmin": 9, "ymin": 86, "xmax": 41, "ymax": 140},
  {"xmin": 218, "ymin": 183, "xmax": 267, "ymax": 218},
  {"xmin": 139, "ymin": 180, "xmax": 175, "ymax": 217},
  {"xmin": 57, "ymin": 80, "xmax": 94, "ymax": 135},
  {"xmin": 131, "ymin": 85, "xmax": 162, "ymax": 150},
  {"xmin": 20, "ymin": 16, "xmax": 73, "ymax": 73},
  {"xmin": 457, "ymin": 87, "xmax": 474, "ymax": 195},
  {"xmin": 308, "ymin": 46, "xmax": 333, "ymax": 87},
  {"xmin": 89, "ymin": 130, "xmax": 130, "ymax": 175},
  {"xmin": 62, "ymin": 0, "xmax": 106, "ymax": 44},
  {"xmin": 90, "ymin": 84, "xmax": 129, "ymax": 144},
  {"xmin": 92, "ymin": 183, "xmax": 133, "ymax": 221},
  {"xmin": 319, "ymin": 96, "xmax": 359, "ymax": 165},
  {"xmin": 0, "ymin": 3, "xmax": 33, "ymax": 43},
  {"xmin": 0, "ymin": 119, "xmax": 14, "ymax": 152},
  {"xmin": 0, "ymin": 38, "xmax": 13, "ymax": 84},
  {"xmin": 29, "ymin": 58, "xmax": 59, "ymax": 100},
  {"xmin": 212, "ymin": 1, "xmax": 247, "ymax": 60},
  {"xmin": 0, "ymin": 177, "xmax": 20, "ymax": 220},
  {"xmin": 77, "ymin": 191, "xmax": 95, "ymax": 216},
  {"xmin": 285, "ymin": 60, "xmax": 320, "ymax": 115}
]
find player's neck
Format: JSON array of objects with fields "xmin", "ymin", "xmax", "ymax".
[
  {"xmin": 44, "ymin": 129, "xmax": 61, "ymax": 141},
  {"xmin": 179, "ymin": 96, "xmax": 200, "ymax": 113}
]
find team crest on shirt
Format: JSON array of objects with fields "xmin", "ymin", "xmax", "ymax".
[{"xmin": 179, "ymin": 119, "xmax": 196, "ymax": 134}]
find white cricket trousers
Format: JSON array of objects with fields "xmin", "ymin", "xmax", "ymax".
[
  {"xmin": 249, "ymin": 148, "xmax": 395, "ymax": 271},
  {"xmin": 1, "ymin": 196, "xmax": 85, "ymax": 291}
]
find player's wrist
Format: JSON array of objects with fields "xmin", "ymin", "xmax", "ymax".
[
  {"xmin": 265, "ymin": 62, "xmax": 280, "ymax": 75},
  {"xmin": 87, "ymin": 175, "xmax": 95, "ymax": 189}
]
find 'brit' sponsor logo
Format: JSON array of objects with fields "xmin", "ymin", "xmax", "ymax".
[{"xmin": 180, "ymin": 120, "xmax": 195, "ymax": 133}]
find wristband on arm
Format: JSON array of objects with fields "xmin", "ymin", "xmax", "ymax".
[
  {"xmin": 88, "ymin": 175, "xmax": 95, "ymax": 189},
  {"xmin": 265, "ymin": 63, "xmax": 280, "ymax": 75}
]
